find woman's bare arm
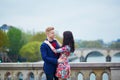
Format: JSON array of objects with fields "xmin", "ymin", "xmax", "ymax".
[{"xmin": 44, "ymin": 40, "xmax": 70, "ymax": 53}]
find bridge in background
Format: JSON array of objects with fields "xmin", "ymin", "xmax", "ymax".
[{"xmin": 74, "ymin": 48, "xmax": 120, "ymax": 62}]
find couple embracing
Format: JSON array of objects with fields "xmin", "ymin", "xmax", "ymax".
[{"xmin": 40, "ymin": 27, "xmax": 75, "ymax": 80}]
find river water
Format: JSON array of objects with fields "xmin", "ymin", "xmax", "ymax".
[{"xmin": 73, "ymin": 56, "xmax": 120, "ymax": 62}]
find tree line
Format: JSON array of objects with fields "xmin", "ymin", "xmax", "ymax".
[
  {"xmin": 0, "ymin": 25, "xmax": 62, "ymax": 62},
  {"xmin": 76, "ymin": 39, "xmax": 120, "ymax": 49}
]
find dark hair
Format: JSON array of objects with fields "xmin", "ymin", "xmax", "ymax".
[{"xmin": 62, "ymin": 31, "xmax": 75, "ymax": 52}]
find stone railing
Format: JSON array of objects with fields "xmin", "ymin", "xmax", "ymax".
[{"xmin": 0, "ymin": 62, "xmax": 120, "ymax": 80}]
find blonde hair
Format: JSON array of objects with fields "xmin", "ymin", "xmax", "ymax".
[{"xmin": 45, "ymin": 27, "xmax": 54, "ymax": 34}]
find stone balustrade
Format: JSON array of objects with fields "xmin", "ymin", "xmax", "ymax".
[{"xmin": 0, "ymin": 62, "xmax": 120, "ymax": 80}]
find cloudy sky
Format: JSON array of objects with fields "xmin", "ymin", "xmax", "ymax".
[{"xmin": 0, "ymin": 0, "xmax": 120, "ymax": 43}]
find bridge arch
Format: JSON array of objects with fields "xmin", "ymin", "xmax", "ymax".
[
  {"xmin": 112, "ymin": 52, "xmax": 120, "ymax": 62},
  {"xmin": 74, "ymin": 48, "xmax": 120, "ymax": 62},
  {"xmin": 84, "ymin": 51, "xmax": 105, "ymax": 62},
  {"xmin": 110, "ymin": 50, "xmax": 120, "ymax": 56},
  {"xmin": 82, "ymin": 49, "xmax": 108, "ymax": 58},
  {"xmin": 113, "ymin": 52, "xmax": 120, "ymax": 56}
]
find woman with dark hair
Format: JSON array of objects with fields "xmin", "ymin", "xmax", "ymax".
[
  {"xmin": 62, "ymin": 31, "xmax": 75, "ymax": 52},
  {"xmin": 44, "ymin": 31, "xmax": 75, "ymax": 80}
]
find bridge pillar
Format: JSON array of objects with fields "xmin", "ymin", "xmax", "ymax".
[
  {"xmin": 106, "ymin": 55, "xmax": 111, "ymax": 62},
  {"xmin": 80, "ymin": 56, "xmax": 85, "ymax": 62}
]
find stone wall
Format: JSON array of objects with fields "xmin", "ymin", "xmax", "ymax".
[{"xmin": 0, "ymin": 62, "xmax": 120, "ymax": 80}]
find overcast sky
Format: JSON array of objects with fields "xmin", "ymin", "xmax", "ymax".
[{"xmin": 0, "ymin": 0, "xmax": 120, "ymax": 43}]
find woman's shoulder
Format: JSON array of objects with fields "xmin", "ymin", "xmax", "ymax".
[{"xmin": 64, "ymin": 45, "xmax": 70, "ymax": 52}]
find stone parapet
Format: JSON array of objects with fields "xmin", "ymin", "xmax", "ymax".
[{"xmin": 0, "ymin": 62, "xmax": 120, "ymax": 80}]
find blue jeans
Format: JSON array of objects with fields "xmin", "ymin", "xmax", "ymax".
[{"xmin": 46, "ymin": 73, "xmax": 58, "ymax": 80}]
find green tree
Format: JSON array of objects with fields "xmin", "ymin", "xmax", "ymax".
[
  {"xmin": 21, "ymin": 32, "xmax": 33, "ymax": 45},
  {"xmin": 0, "ymin": 30, "xmax": 9, "ymax": 51},
  {"xmin": 7, "ymin": 26, "xmax": 22, "ymax": 62},
  {"xmin": 29, "ymin": 32, "xmax": 46, "ymax": 42},
  {"xmin": 19, "ymin": 41, "xmax": 42, "ymax": 62},
  {"xmin": 79, "ymin": 40, "xmax": 103, "ymax": 48},
  {"xmin": 109, "ymin": 42, "xmax": 120, "ymax": 49},
  {"xmin": 29, "ymin": 31, "xmax": 62, "ymax": 43},
  {"xmin": 0, "ymin": 30, "xmax": 9, "ymax": 62}
]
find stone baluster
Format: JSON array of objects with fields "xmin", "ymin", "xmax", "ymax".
[
  {"xmin": 70, "ymin": 70, "xmax": 78, "ymax": 80},
  {"xmin": 95, "ymin": 71, "xmax": 102, "ymax": 80},
  {"xmin": 22, "ymin": 71, "xmax": 28, "ymax": 80},
  {"xmin": 82, "ymin": 70, "xmax": 90, "ymax": 80}
]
